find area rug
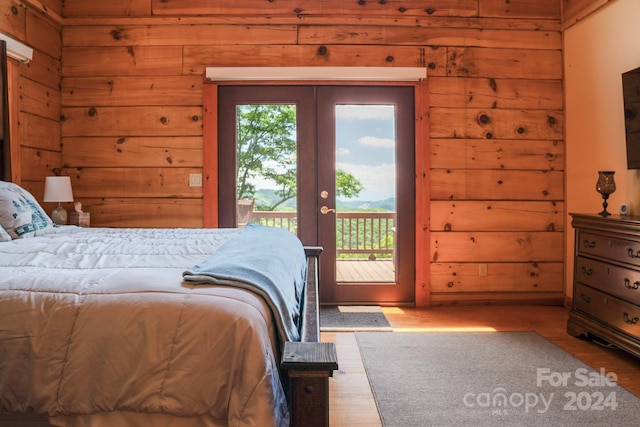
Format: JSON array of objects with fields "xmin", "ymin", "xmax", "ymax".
[
  {"xmin": 356, "ymin": 331, "xmax": 640, "ymax": 426},
  {"xmin": 320, "ymin": 305, "xmax": 392, "ymax": 331}
]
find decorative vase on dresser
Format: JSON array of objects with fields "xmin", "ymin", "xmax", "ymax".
[{"xmin": 567, "ymin": 213, "xmax": 640, "ymax": 358}]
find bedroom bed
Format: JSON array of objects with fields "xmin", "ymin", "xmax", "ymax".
[{"xmin": 0, "ymin": 180, "xmax": 336, "ymax": 427}]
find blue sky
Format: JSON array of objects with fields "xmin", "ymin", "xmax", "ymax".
[{"xmin": 335, "ymin": 105, "xmax": 396, "ymax": 202}]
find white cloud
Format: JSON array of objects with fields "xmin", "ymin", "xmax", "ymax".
[
  {"xmin": 337, "ymin": 162, "xmax": 395, "ymax": 201},
  {"xmin": 336, "ymin": 105, "xmax": 395, "ymax": 121},
  {"xmin": 358, "ymin": 136, "xmax": 395, "ymax": 149},
  {"xmin": 336, "ymin": 147, "xmax": 351, "ymax": 156}
]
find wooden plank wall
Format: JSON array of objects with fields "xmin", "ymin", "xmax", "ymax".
[
  {"xmin": 58, "ymin": 0, "xmax": 565, "ymax": 304},
  {"xmin": 0, "ymin": 0, "xmax": 62, "ymax": 207},
  {"xmin": 0, "ymin": 0, "xmax": 585, "ymax": 305}
]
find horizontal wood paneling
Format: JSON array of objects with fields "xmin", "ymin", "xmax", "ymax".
[
  {"xmin": 430, "ymin": 170, "xmax": 564, "ymax": 200},
  {"xmin": 430, "ymin": 262, "xmax": 564, "ymax": 292},
  {"xmin": 26, "ymin": 8, "xmax": 61, "ymax": 58},
  {"xmin": 430, "ymin": 231, "xmax": 564, "ymax": 262},
  {"xmin": 62, "ymin": 16, "xmax": 562, "ymax": 32},
  {"xmin": 62, "ymin": 46, "xmax": 183, "ymax": 76},
  {"xmin": 62, "ymin": 0, "xmax": 151, "ymax": 18},
  {"xmin": 21, "ymin": 112, "xmax": 60, "ymax": 150},
  {"xmin": 429, "ymin": 77, "xmax": 563, "ymax": 109},
  {"xmin": 61, "ymin": 106, "xmax": 202, "ymax": 136},
  {"xmin": 66, "ymin": 166, "xmax": 203, "ymax": 198},
  {"xmin": 148, "ymin": 0, "xmax": 480, "ymax": 18},
  {"xmin": 19, "ymin": 147, "xmax": 61, "ymax": 181},
  {"xmin": 0, "ymin": 0, "xmax": 27, "ymax": 41},
  {"xmin": 430, "ymin": 201, "xmax": 564, "ymax": 231},
  {"xmin": 431, "ymin": 139, "xmax": 563, "ymax": 170},
  {"xmin": 46, "ymin": 0, "xmax": 568, "ymax": 303},
  {"xmin": 78, "ymin": 197, "xmax": 203, "ymax": 228},
  {"xmin": 63, "ymin": 136, "xmax": 202, "ymax": 167},
  {"xmin": 0, "ymin": 0, "xmax": 63, "ymax": 188},
  {"xmin": 36, "ymin": 0, "xmax": 63, "ymax": 17},
  {"xmin": 446, "ymin": 47, "xmax": 563, "ymax": 79},
  {"xmin": 61, "ymin": 76, "xmax": 202, "ymax": 107},
  {"xmin": 182, "ymin": 45, "xmax": 448, "ymax": 75},
  {"xmin": 480, "ymin": 0, "xmax": 560, "ymax": 19},
  {"xmin": 430, "ymin": 108, "xmax": 563, "ymax": 139},
  {"xmin": 22, "ymin": 49, "xmax": 61, "ymax": 90},
  {"xmin": 298, "ymin": 26, "xmax": 562, "ymax": 50},
  {"xmin": 63, "ymin": 24, "xmax": 297, "ymax": 46},
  {"xmin": 20, "ymin": 78, "xmax": 60, "ymax": 121},
  {"xmin": 429, "ymin": 291, "xmax": 565, "ymax": 305}
]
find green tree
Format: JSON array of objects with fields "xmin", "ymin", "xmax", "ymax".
[{"xmin": 236, "ymin": 104, "xmax": 363, "ymax": 210}]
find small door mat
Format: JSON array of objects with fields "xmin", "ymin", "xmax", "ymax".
[{"xmin": 320, "ymin": 305, "xmax": 392, "ymax": 331}]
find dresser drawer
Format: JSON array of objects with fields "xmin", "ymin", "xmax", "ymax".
[
  {"xmin": 575, "ymin": 256, "xmax": 640, "ymax": 305},
  {"xmin": 577, "ymin": 230, "xmax": 640, "ymax": 268},
  {"xmin": 574, "ymin": 284, "xmax": 640, "ymax": 339}
]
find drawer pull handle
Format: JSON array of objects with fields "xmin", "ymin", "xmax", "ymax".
[
  {"xmin": 623, "ymin": 312, "xmax": 639, "ymax": 325},
  {"xmin": 628, "ymin": 248, "xmax": 640, "ymax": 258},
  {"xmin": 583, "ymin": 240, "xmax": 597, "ymax": 249},
  {"xmin": 624, "ymin": 278, "xmax": 640, "ymax": 290},
  {"xmin": 579, "ymin": 293, "xmax": 591, "ymax": 304},
  {"xmin": 580, "ymin": 266, "xmax": 593, "ymax": 276}
]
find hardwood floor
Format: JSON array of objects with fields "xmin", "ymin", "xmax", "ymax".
[{"xmin": 321, "ymin": 305, "xmax": 640, "ymax": 426}]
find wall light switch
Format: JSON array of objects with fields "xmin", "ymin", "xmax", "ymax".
[
  {"xmin": 189, "ymin": 173, "xmax": 203, "ymax": 187},
  {"xmin": 479, "ymin": 263, "xmax": 488, "ymax": 277}
]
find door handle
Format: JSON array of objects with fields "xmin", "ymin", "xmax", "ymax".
[{"xmin": 320, "ymin": 206, "xmax": 336, "ymax": 215}]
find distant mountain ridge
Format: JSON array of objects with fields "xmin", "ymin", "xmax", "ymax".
[
  {"xmin": 336, "ymin": 197, "xmax": 395, "ymax": 211},
  {"xmin": 252, "ymin": 189, "xmax": 395, "ymax": 212}
]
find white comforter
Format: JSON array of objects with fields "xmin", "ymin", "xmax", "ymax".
[{"xmin": 0, "ymin": 227, "xmax": 290, "ymax": 427}]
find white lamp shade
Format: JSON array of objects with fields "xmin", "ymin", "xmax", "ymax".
[{"xmin": 43, "ymin": 176, "xmax": 74, "ymax": 202}]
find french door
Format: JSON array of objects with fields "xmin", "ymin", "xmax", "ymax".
[{"xmin": 218, "ymin": 85, "xmax": 414, "ymax": 304}]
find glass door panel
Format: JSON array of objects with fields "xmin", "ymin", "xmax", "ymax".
[
  {"xmin": 335, "ymin": 104, "xmax": 396, "ymax": 283},
  {"xmin": 217, "ymin": 86, "xmax": 317, "ymax": 246},
  {"xmin": 317, "ymin": 86, "xmax": 414, "ymax": 304},
  {"xmin": 235, "ymin": 104, "xmax": 298, "ymax": 233}
]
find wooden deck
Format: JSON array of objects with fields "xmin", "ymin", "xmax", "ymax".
[{"xmin": 336, "ymin": 259, "xmax": 395, "ymax": 283}]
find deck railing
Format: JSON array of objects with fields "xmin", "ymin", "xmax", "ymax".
[
  {"xmin": 251, "ymin": 211, "xmax": 298, "ymax": 232},
  {"xmin": 251, "ymin": 211, "xmax": 395, "ymax": 259}
]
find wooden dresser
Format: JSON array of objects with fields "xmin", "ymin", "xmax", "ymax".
[{"xmin": 568, "ymin": 213, "xmax": 640, "ymax": 358}]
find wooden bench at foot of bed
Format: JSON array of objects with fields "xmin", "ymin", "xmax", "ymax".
[
  {"xmin": 282, "ymin": 247, "xmax": 338, "ymax": 427},
  {"xmin": 282, "ymin": 342, "xmax": 338, "ymax": 427}
]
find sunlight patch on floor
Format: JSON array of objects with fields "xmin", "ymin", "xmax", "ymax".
[
  {"xmin": 391, "ymin": 327, "xmax": 498, "ymax": 332},
  {"xmin": 381, "ymin": 307, "xmax": 405, "ymax": 314}
]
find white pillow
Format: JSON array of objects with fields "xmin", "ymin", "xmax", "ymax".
[
  {"xmin": 0, "ymin": 180, "xmax": 55, "ymax": 239},
  {"xmin": 0, "ymin": 225, "xmax": 11, "ymax": 242}
]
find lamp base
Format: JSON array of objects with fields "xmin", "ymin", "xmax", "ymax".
[
  {"xmin": 598, "ymin": 195, "xmax": 611, "ymax": 217},
  {"xmin": 51, "ymin": 203, "xmax": 68, "ymax": 225}
]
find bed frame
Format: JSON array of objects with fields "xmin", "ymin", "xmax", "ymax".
[
  {"xmin": 0, "ymin": 245, "xmax": 337, "ymax": 427},
  {"xmin": 284, "ymin": 246, "xmax": 338, "ymax": 427}
]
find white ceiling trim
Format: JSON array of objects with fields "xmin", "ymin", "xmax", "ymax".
[
  {"xmin": 0, "ymin": 32, "xmax": 33, "ymax": 63},
  {"xmin": 206, "ymin": 66, "xmax": 426, "ymax": 82}
]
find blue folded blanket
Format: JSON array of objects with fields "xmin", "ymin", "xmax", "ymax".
[{"xmin": 182, "ymin": 223, "xmax": 307, "ymax": 343}]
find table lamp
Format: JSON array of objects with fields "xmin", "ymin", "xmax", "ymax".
[
  {"xmin": 595, "ymin": 171, "xmax": 616, "ymax": 217},
  {"xmin": 44, "ymin": 176, "xmax": 74, "ymax": 225}
]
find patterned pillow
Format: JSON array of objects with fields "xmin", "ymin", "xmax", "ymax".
[{"xmin": 0, "ymin": 180, "xmax": 55, "ymax": 239}]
